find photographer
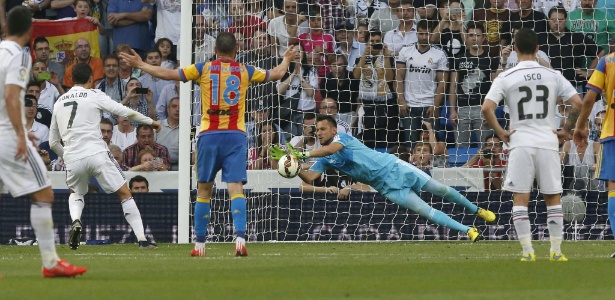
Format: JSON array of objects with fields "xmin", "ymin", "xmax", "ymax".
[
  {"xmin": 289, "ymin": 113, "xmax": 321, "ymax": 166},
  {"xmin": 467, "ymin": 147, "xmax": 504, "ymax": 190},
  {"xmin": 121, "ymin": 77, "xmax": 157, "ymax": 124}
]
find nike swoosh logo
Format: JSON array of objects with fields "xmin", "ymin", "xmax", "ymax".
[
  {"xmin": 552, "ymin": 254, "xmax": 561, "ymax": 260},
  {"xmin": 522, "ymin": 255, "xmax": 533, "ymax": 260}
]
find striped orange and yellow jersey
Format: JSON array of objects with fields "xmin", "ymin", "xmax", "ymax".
[
  {"xmin": 179, "ymin": 58, "xmax": 269, "ymax": 133},
  {"xmin": 587, "ymin": 53, "xmax": 615, "ymax": 142}
]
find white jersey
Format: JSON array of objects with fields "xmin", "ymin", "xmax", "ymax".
[
  {"xmin": 485, "ymin": 61, "xmax": 578, "ymax": 151},
  {"xmin": 396, "ymin": 45, "xmax": 448, "ymax": 107},
  {"xmin": 505, "ymin": 50, "xmax": 550, "ymax": 70},
  {"xmin": 50, "ymin": 86, "xmax": 154, "ymax": 164},
  {"xmin": 0, "ymin": 40, "xmax": 31, "ymax": 138}
]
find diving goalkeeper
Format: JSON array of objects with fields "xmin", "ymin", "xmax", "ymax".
[{"xmin": 271, "ymin": 115, "xmax": 495, "ymax": 241}]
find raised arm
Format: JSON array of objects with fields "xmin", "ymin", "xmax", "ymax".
[
  {"xmin": 119, "ymin": 49, "xmax": 181, "ymax": 81},
  {"xmin": 267, "ymin": 45, "xmax": 297, "ymax": 81}
]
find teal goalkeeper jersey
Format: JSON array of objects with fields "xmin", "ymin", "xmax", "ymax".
[{"xmin": 310, "ymin": 133, "xmax": 430, "ymax": 194}]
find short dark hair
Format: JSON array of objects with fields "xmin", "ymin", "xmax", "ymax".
[
  {"xmin": 514, "ymin": 28, "xmax": 538, "ymax": 55},
  {"xmin": 100, "ymin": 118, "xmax": 113, "ymax": 127},
  {"xmin": 27, "ymin": 81, "xmax": 41, "ymax": 91},
  {"xmin": 33, "ymin": 36, "xmax": 50, "ymax": 49},
  {"xmin": 304, "ymin": 112, "xmax": 316, "ymax": 121},
  {"xmin": 316, "ymin": 114, "xmax": 337, "ymax": 128},
  {"xmin": 103, "ymin": 54, "xmax": 119, "ymax": 65},
  {"xmin": 145, "ymin": 48, "xmax": 161, "ymax": 58},
  {"xmin": 137, "ymin": 124, "xmax": 154, "ymax": 135},
  {"xmin": 129, "ymin": 175, "xmax": 149, "ymax": 189},
  {"xmin": 215, "ymin": 32, "xmax": 237, "ymax": 55},
  {"xmin": 417, "ymin": 20, "xmax": 430, "ymax": 32},
  {"xmin": 33, "ymin": 58, "xmax": 48, "ymax": 66},
  {"xmin": 466, "ymin": 21, "xmax": 484, "ymax": 34},
  {"xmin": 366, "ymin": 30, "xmax": 382, "ymax": 41},
  {"xmin": 7, "ymin": 6, "xmax": 32, "ymax": 37},
  {"xmin": 400, "ymin": 0, "xmax": 414, "ymax": 7},
  {"xmin": 548, "ymin": 5, "xmax": 567, "ymax": 19},
  {"xmin": 72, "ymin": 63, "xmax": 93, "ymax": 84}
]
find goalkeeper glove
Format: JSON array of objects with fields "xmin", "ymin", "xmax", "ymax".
[
  {"xmin": 286, "ymin": 142, "xmax": 310, "ymax": 160},
  {"xmin": 269, "ymin": 144, "xmax": 288, "ymax": 160}
]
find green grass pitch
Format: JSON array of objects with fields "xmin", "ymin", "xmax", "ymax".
[{"xmin": 1, "ymin": 242, "xmax": 614, "ymax": 300}]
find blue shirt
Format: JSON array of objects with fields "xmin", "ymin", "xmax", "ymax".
[
  {"xmin": 108, "ymin": 0, "xmax": 153, "ymax": 51},
  {"xmin": 310, "ymin": 133, "xmax": 429, "ymax": 194}
]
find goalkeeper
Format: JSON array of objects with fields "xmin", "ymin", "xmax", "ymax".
[{"xmin": 272, "ymin": 115, "xmax": 495, "ymax": 241}]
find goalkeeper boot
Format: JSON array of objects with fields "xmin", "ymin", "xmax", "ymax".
[
  {"xmin": 520, "ymin": 252, "xmax": 536, "ymax": 262},
  {"xmin": 235, "ymin": 237, "xmax": 248, "ymax": 257},
  {"xmin": 549, "ymin": 251, "xmax": 568, "ymax": 262},
  {"xmin": 139, "ymin": 240, "xmax": 158, "ymax": 249},
  {"xmin": 42, "ymin": 259, "xmax": 87, "ymax": 278},
  {"xmin": 191, "ymin": 247, "xmax": 206, "ymax": 257},
  {"xmin": 476, "ymin": 208, "xmax": 496, "ymax": 223},
  {"xmin": 68, "ymin": 219, "xmax": 82, "ymax": 250},
  {"xmin": 467, "ymin": 227, "xmax": 480, "ymax": 243}
]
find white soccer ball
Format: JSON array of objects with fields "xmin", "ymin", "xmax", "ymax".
[
  {"xmin": 277, "ymin": 154, "xmax": 300, "ymax": 178},
  {"xmin": 561, "ymin": 193, "xmax": 586, "ymax": 223}
]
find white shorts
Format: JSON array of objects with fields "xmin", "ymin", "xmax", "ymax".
[
  {"xmin": 65, "ymin": 151, "xmax": 126, "ymax": 194},
  {"xmin": 0, "ymin": 136, "xmax": 51, "ymax": 197},
  {"xmin": 503, "ymin": 147, "xmax": 562, "ymax": 194}
]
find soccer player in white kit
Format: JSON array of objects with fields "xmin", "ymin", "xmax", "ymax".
[
  {"xmin": 49, "ymin": 63, "xmax": 161, "ymax": 250},
  {"xmin": 482, "ymin": 28, "xmax": 582, "ymax": 262},
  {"xmin": 0, "ymin": 6, "xmax": 87, "ymax": 277}
]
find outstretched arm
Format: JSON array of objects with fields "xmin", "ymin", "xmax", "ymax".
[
  {"xmin": 267, "ymin": 46, "xmax": 297, "ymax": 81},
  {"xmin": 119, "ymin": 50, "xmax": 181, "ymax": 81}
]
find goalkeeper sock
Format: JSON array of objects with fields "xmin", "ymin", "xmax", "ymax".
[
  {"xmin": 546, "ymin": 205, "xmax": 564, "ymax": 253},
  {"xmin": 121, "ymin": 198, "xmax": 146, "ymax": 241},
  {"xmin": 422, "ymin": 179, "xmax": 478, "ymax": 213},
  {"xmin": 398, "ymin": 191, "xmax": 470, "ymax": 233},
  {"xmin": 231, "ymin": 194, "xmax": 247, "ymax": 239},
  {"xmin": 68, "ymin": 193, "xmax": 85, "ymax": 222},
  {"xmin": 609, "ymin": 191, "xmax": 615, "ymax": 241},
  {"xmin": 194, "ymin": 197, "xmax": 211, "ymax": 244},
  {"xmin": 31, "ymin": 202, "xmax": 60, "ymax": 269},
  {"xmin": 512, "ymin": 206, "xmax": 533, "ymax": 255}
]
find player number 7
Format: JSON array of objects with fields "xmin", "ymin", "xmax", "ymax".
[{"xmin": 64, "ymin": 101, "xmax": 78, "ymax": 129}]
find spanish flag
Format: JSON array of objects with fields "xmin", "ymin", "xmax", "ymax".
[{"xmin": 30, "ymin": 18, "xmax": 100, "ymax": 69}]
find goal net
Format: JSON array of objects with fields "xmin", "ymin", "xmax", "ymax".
[{"xmin": 178, "ymin": 0, "xmax": 613, "ymax": 243}]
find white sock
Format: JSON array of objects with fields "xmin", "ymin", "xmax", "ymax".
[
  {"xmin": 547, "ymin": 205, "xmax": 564, "ymax": 253},
  {"xmin": 121, "ymin": 198, "xmax": 146, "ymax": 241},
  {"xmin": 512, "ymin": 206, "xmax": 534, "ymax": 255},
  {"xmin": 31, "ymin": 203, "xmax": 60, "ymax": 269},
  {"xmin": 68, "ymin": 193, "xmax": 85, "ymax": 222},
  {"xmin": 195, "ymin": 242, "xmax": 205, "ymax": 250}
]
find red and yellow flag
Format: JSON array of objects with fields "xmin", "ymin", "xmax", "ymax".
[{"xmin": 30, "ymin": 18, "xmax": 100, "ymax": 69}]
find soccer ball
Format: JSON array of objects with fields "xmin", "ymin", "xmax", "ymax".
[
  {"xmin": 561, "ymin": 193, "xmax": 586, "ymax": 222},
  {"xmin": 277, "ymin": 155, "xmax": 300, "ymax": 178}
]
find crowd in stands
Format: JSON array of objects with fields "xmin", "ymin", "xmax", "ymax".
[{"xmin": 2, "ymin": 0, "xmax": 614, "ymax": 191}]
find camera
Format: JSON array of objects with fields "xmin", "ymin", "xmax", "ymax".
[
  {"xmin": 310, "ymin": 125, "xmax": 317, "ymax": 136},
  {"xmin": 135, "ymin": 88, "xmax": 149, "ymax": 95},
  {"xmin": 372, "ymin": 43, "xmax": 383, "ymax": 50},
  {"xmin": 482, "ymin": 148, "xmax": 494, "ymax": 159}
]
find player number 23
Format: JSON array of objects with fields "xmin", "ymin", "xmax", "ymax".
[
  {"xmin": 210, "ymin": 74, "xmax": 240, "ymax": 106},
  {"xmin": 517, "ymin": 85, "xmax": 549, "ymax": 120}
]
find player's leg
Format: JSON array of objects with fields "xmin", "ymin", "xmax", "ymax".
[
  {"xmin": 64, "ymin": 159, "xmax": 92, "ymax": 250},
  {"xmin": 67, "ymin": 189, "xmax": 85, "ymax": 250},
  {"xmin": 544, "ymin": 194, "xmax": 567, "ymax": 261},
  {"xmin": 221, "ymin": 132, "xmax": 249, "ymax": 257},
  {"xmin": 193, "ymin": 181, "xmax": 214, "ymax": 256},
  {"xmin": 535, "ymin": 149, "xmax": 566, "ymax": 261},
  {"xmin": 385, "ymin": 189, "xmax": 479, "ymax": 242},
  {"xmin": 597, "ymin": 142, "xmax": 615, "ymax": 257},
  {"xmin": 114, "ymin": 184, "xmax": 156, "ymax": 249},
  {"xmin": 608, "ymin": 181, "xmax": 615, "ymax": 258},
  {"xmin": 512, "ymin": 193, "xmax": 534, "ymax": 261},
  {"xmin": 421, "ymin": 178, "xmax": 496, "ymax": 222}
]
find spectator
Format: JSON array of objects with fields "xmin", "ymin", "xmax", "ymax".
[
  {"xmin": 463, "ymin": 134, "xmax": 507, "ymax": 167},
  {"xmin": 469, "ymin": 146, "xmax": 504, "ymax": 190},
  {"xmin": 156, "ymin": 38, "xmax": 175, "ymax": 69},
  {"xmin": 499, "ymin": 26, "xmax": 551, "ymax": 71},
  {"xmin": 227, "ymin": 0, "xmax": 267, "ymax": 43},
  {"xmin": 539, "ymin": 6, "xmax": 603, "ymax": 94},
  {"xmin": 414, "ymin": 0, "xmax": 438, "ymax": 22},
  {"xmin": 62, "ymin": 38, "xmax": 104, "ymax": 88},
  {"xmin": 194, "ymin": 14, "xmax": 217, "ymax": 63},
  {"xmin": 334, "ymin": 20, "xmax": 366, "ymax": 71},
  {"xmin": 297, "ymin": 8, "xmax": 336, "ymax": 77},
  {"xmin": 245, "ymin": 107, "xmax": 287, "ymax": 148},
  {"xmin": 129, "ymin": 175, "xmax": 150, "ymax": 193},
  {"xmin": 25, "ymin": 95, "xmax": 49, "ymax": 146},
  {"xmin": 155, "ymin": 78, "xmax": 178, "ymax": 120},
  {"xmin": 383, "ymin": 0, "xmax": 417, "ymax": 56},
  {"xmin": 534, "ymin": 0, "xmax": 580, "ymax": 15},
  {"xmin": 289, "ymin": 112, "xmax": 321, "ymax": 164},
  {"xmin": 319, "ymin": 97, "xmax": 352, "ymax": 134},
  {"xmin": 31, "ymin": 59, "xmax": 62, "ymax": 113},
  {"xmin": 38, "ymin": 0, "xmax": 106, "ymax": 34},
  {"xmin": 356, "ymin": 19, "xmax": 369, "ymax": 43},
  {"xmin": 120, "ymin": 77, "xmax": 157, "ymax": 122},
  {"xmin": 369, "ymin": 0, "xmax": 400, "ymax": 33},
  {"xmin": 510, "ymin": 0, "xmax": 548, "ymax": 33},
  {"xmin": 299, "ymin": 169, "xmax": 372, "ymax": 200},
  {"xmin": 157, "ymin": 97, "xmax": 179, "ymax": 170},
  {"xmin": 419, "ymin": 120, "xmax": 449, "ymax": 167},
  {"xmin": 590, "ymin": 110, "xmax": 606, "ymax": 141},
  {"xmin": 321, "ymin": 54, "xmax": 357, "ymax": 127},
  {"xmin": 431, "ymin": 0, "xmax": 466, "ymax": 58},
  {"xmin": 472, "ymin": 0, "xmax": 512, "ymax": 57},
  {"xmin": 561, "ymin": 130, "xmax": 600, "ymax": 190},
  {"xmin": 96, "ymin": 55, "xmax": 126, "ymax": 107},
  {"xmin": 116, "ymin": 44, "xmax": 143, "ymax": 82},
  {"xmin": 32, "ymin": 37, "xmax": 65, "ymax": 84},
  {"xmin": 389, "ymin": 144, "xmax": 410, "ymax": 162},
  {"xmin": 198, "ymin": 0, "xmax": 231, "ymax": 36},
  {"xmin": 123, "ymin": 125, "xmax": 171, "ymax": 169},
  {"xmin": 449, "ymin": 21, "xmax": 498, "ymax": 148},
  {"xmin": 128, "ymin": 146, "xmax": 169, "ymax": 171},
  {"xmin": 268, "ymin": 0, "xmax": 309, "ymax": 57},
  {"xmin": 26, "ymin": 82, "xmax": 52, "ymax": 128},
  {"xmin": 567, "ymin": 0, "xmax": 615, "ymax": 55},
  {"xmin": 353, "ymin": 31, "xmax": 397, "ymax": 148},
  {"xmin": 50, "ymin": 0, "xmax": 77, "ymax": 20},
  {"xmin": 139, "ymin": 48, "xmax": 174, "ymax": 113},
  {"xmin": 410, "ymin": 141, "xmax": 433, "ymax": 174},
  {"xmin": 100, "ymin": 118, "xmax": 114, "ymax": 146},
  {"xmin": 355, "ymin": 0, "xmax": 387, "ymax": 21},
  {"xmin": 248, "ymin": 121, "xmax": 281, "ymax": 170},
  {"xmin": 111, "ymin": 114, "xmax": 137, "ymax": 151},
  {"xmin": 147, "ymin": 0, "xmax": 181, "ymax": 51},
  {"xmin": 396, "ymin": 20, "xmax": 448, "ymax": 148},
  {"xmin": 233, "ymin": 31, "xmax": 246, "ymax": 52},
  {"xmin": 276, "ymin": 44, "xmax": 318, "ymax": 136},
  {"xmin": 312, "ymin": 0, "xmax": 348, "ymax": 33},
  {"xmin": 108, "ymin": 144, "xmax": 129, "ymax": 171}
]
